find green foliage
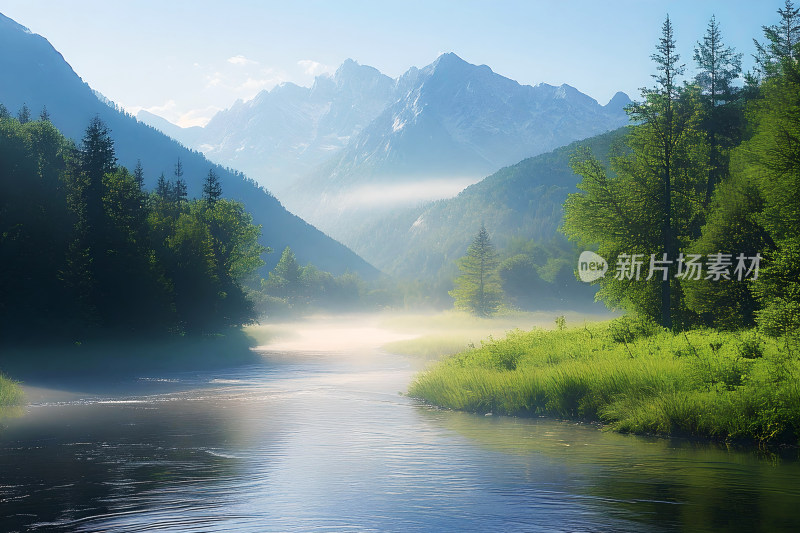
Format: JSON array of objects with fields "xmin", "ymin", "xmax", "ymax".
[
  {"xmin": 0, "ymin": 113, "xmax": 266, "ymax": 341},
  {"xmin": 608, "ymin": 314, "xmax": 662, "ymax": 344},
  {"xmin": 450, "ymin": 225, "xmax": 503, "ymax": 316},
  {"xmin": 409, "ymin": 322, "xmax": 800, "ymax": 444},
  {"xmin": 0, "ymin": 373, "xmax": 24, "ymax": 413},
  {"xmin": 754, "ymin": 0, "xmax": 800, "ymax": 79},
  {"xmin": 258, "ymin": 246, "xmax": 374, "ymax": 316}
]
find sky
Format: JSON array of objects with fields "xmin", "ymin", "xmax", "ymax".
[{"xmin": 0, "ymin": 0, "xmax": 791, "ymax": 127}]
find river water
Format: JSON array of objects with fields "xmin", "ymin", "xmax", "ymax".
[{"xmin": 1, "ymin": 316, "xmax": 799, "ymax": 532}]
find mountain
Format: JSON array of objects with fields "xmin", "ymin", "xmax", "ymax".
[
  {"xmin": 171, "ymin": 59, "xmax": 396, "ymax": 194},
  {"xmin": 283, "ymin": 53, "xmax": 630, "ymax": 242},
  {"xmin": 348, "ymin": 127, "xmax": 628, "ymax": 281},
  {"xmin": 136, "ymin": 109, "xmax": 203, "ymax": 147},
  {"xmin": 0, "ymin": 12, "xmax": 376, "ymax": 278}
]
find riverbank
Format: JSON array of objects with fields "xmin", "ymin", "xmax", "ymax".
[{"xmin": 408, "ymin": 316, "xmax": 800, "ymax": 445}]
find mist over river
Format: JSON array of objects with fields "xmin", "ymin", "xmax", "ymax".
[{"xmin": 2, "ymin": 315, "xmax": 799, "ymax": 532}]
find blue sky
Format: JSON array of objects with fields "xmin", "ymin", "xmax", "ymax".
[{"xmin": 0, "ymin": 0, "xmax": 789, "ymax": 127}]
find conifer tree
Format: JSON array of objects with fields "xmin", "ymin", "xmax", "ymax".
[
  {"xmin": 754, "ymin": 0, "xmax": 800, "ymax": 79},
  {"xmin": 564, "ymin": 16, "xmax": 707, "ymax": 329},
  {"xmin": 450, "ymin": 225, "xmax": 503, "ymax": 316},
  {"xmin": 694, "ymin": 15, "xmax": 743, "ymax": 206},
  {"xmin": 203, "ymin": 168, "xmax": 222, "ymax": 206},
  {"xmin": 133, "ymin": 160, "xmax": 144, "ymax": 188},
  {"xmin": 16, "ymin": 103, "xmax": 30, "ymax": 124}
]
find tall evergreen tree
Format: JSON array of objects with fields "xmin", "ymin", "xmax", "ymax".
[
  {"xmin": 65, "ymin": 117, "xmax": 118, "ymax": 327},
  {"xmin": 564, "ymin": 16, "xmax": 708, "ymax": 329},
  {"xmin": 694, "ymin": 15, "xmax": 743, "ymax": 207},
  {"xmin": 16, "ymin": 103, "xmax": 30, "ymax": 124},
  {"xmin": 629, "ymin": 15, "xmax": 686, "ymax": 329},
  {"xmin": 155, "ymin": 172, "xmax": 169, "ymax": 199},
  {"xmin": 203, "ymin": 168, "xmax": 223, "ymax": 206},
  {"xmin": 450, "ymin": 225, "xmax": 503, "ymax": 316},
  {"xmin": 133, "ymin": 159, "xmax": 145, "ymax": 188},
  {"xmin": 754, "ymin": 0, "xmax": 800, "ymax": 79}
]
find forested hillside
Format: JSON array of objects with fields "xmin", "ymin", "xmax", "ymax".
[
  {"xmin": 0, "ymin": 12, "xmax": 376, "ymax": 278},
  {"xmin": 0, "ymin": 114, "xmax": 264, "ymax": 341},
  {"xmin": 350, "ymin": 128, "xmax": 625, "ymax": 280}
]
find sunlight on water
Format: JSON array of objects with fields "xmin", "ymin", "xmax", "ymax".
[{"xmin": 248, "ymin": 314, "xmax": 418, "ymax": 355}]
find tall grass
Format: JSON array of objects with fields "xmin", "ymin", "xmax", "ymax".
[
  {"xmin": 408, "ymin": 318, "xmax": 800, "ymax": 445},
  {"xmin": 0, "ymin": 373, "xmax": 24, "ymax": 413}
]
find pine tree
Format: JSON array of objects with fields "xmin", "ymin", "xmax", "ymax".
[
  {"xmin": 631, "ymin": 15, "xmax": 685, "ymax": 329},
  {"xmin": 68, "ymin": 117, "xmax": 117, "ymax": 327},
  {"xmin": 156, "ymin": 173, "xmax": 170, "ymax": 199},
  {"xmin": 754, "ymin": 0, "xmax": 800, "ymax": 79},
  {"xmin": 39, "ymin": 105, "xmax": 51, "ymax": 122},
  {"xmin": 564, "ymin": 16, "xmax": 707, "ymax": 329},
  {"xmin": 17, "ymin": 103, "xmax": 30, "ymax": 124},
  {"xmin": 694, "ymin": 15, "xmax": 743, "ymax": 207},
  {"xmin": 133, "ymin": 159, "xmax": 144, "ymax": 188},
  {"xmin": 450, "ymin": 225, "xmax": 503, "ymax": 316},
  {"xmin": 203, "ymin": 168, "xmax": 222, "ymax": 206}
]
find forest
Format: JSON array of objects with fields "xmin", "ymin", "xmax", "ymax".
[
  {"xmin": 0, "ymin": 111, "xmax": 266, "ymax": 341},
  {"xmin": 410, "ymin": 5, "xmax": 800, "ymax": 444}
]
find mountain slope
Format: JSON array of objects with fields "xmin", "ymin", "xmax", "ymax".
[
  {"xmin": 0, "ymin": 12, "xmax": 376, "ymax": 277},
  {"xmin": 282, "ymin": 53, "xmax": 630, "ymax": 235},
  {"xmin": 349, "ymin": 127, "xmax": 629, "ymax": 280},
  {"xmin": 172, "ymin": 59, "xmax": 396, "ymax": 194}
]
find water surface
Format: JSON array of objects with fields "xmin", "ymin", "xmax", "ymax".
[{"xmin": 1, "ymin": 316, "xmax": 799, "ymax": 532}]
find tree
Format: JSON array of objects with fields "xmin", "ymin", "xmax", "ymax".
[
  {"xmin": 744, "ymin": 59, "xmax": 800, "ymax": 342},
  {"xmin": 133, "ymin": 159, "xmax": 145, "ymax": 188},
  {"xmin": 263, "ymin": 246, "xmax": 303, "ymax": 304},
  {"xmin": 754, "ymin": 0, "xmax": 800, "ymax": 79},
  {"xmin": 16, "ymin": 103, "xmax": 30, "ymax": 124},
  {"xmin": 638, "ymin": 15, "xmax": 684, "ymax": 329},
  {"xmin": 450, "ymin": 225, "xmax": 503, "ymax": 316},
  {"xmin": 563, "ymin": 16, "xmax": 708, "ymax": 329},
  {"xmin": 693, "ymin": 15, "xmax": 743, "ymax": 206},
  {"xmin": 173, "ymin": 157, "xmax": 187, "ymax": 205},
  {"xmin": 62, "ymin": 116, "xmax": 118, "ymax": 326},
  {"xmin": 203, "ymin": 168, "xmax": 222, "ymax": 206},
  {"xmin": 39, "ymin": 105, "xmax": 51, "ymax": 122}
]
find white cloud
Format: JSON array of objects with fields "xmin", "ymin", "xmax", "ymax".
[
  {"xmin": 298, "ymin": 59, "xmax": 332, "ymax": 76},
  {"xmin": 127, "ymin": 99, "xmax": 220, "ymax": 128},
  {"xmin": 206, "ymin": 71, "xmax": 224, "ymax": 87},
  {"xmin": 175, "ymin": 106, "xmax": 222, "ymax": 128},
  {"xmin": 142, "ymin": 99, "xmax": 177, "ymax": 115},
  {"xmin": 238, "ymin": 77, "xmax": 275, "ymax": 92},
  {"xmin": 227, "ymin": 54, "xmax": 258, "ymax": 66}
]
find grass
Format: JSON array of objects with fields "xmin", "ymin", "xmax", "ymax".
[
  {"xmin": 408, "ymin": 316, "xmax": 800, "ymax": 445},
  {"xmin": 0, "ymin": 373, "xmax": 24, "ymax": 416},
  {"xmin": 381, "ymin": 309, "xmax": 614, "ymax": 359}
]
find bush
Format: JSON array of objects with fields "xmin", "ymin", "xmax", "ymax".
[{"xmin": 609, "ymin": 314, "xmax": 662, "ymax": 343}]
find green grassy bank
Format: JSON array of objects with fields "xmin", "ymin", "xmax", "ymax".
[
  {"xmin": 0, "ymin": 373, "xmax": 24, "ymax": 415},
  {"xmin": 408, "ymin": 317, "xmax": 800, "ymax": 445}
]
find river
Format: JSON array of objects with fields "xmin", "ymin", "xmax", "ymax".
[{"xmin": 1, "ymin": 315, "xmax": 799, "ymax": 532}]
